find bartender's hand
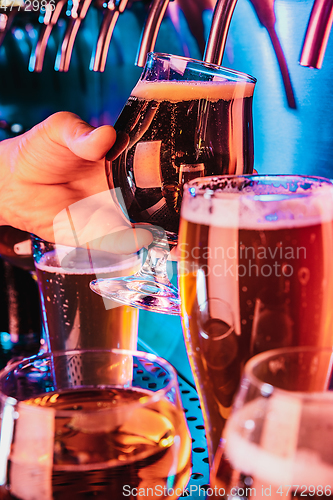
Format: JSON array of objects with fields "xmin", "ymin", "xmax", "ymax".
[{"xmin": 0, "ymin": 112, "xmax": 152, "ymax": 253}]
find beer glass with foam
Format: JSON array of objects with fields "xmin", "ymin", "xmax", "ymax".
[
  {"xmin": 0, "ymin": 348, "xmax": 192, "ymax": 499},
  {"xmin": 90, "ymin": 52, "xmax": 256, "ymax": 315},
  {"xmin": 211, "ymin": 346, "xmax": 333, "ymax": 498},
  {"xmin": 178, "ymin": 174, "xmax": 333, "ymax": 463},
  {"xmin": 32, "ymin": 237, "xmax": 140, "ymax": 352}
]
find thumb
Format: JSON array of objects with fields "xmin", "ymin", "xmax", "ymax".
[{"xmin": 44, "ymin": 112, "xmax": 117, "ymax": 162}]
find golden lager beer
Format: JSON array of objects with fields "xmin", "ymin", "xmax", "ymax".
[
  {"xmin": 178, "ymin": 175, "xmax": 333, "ymax": 462},
  {"xmin": 33, "ymin": 242, "xmax": 140, "ymax": 351}
]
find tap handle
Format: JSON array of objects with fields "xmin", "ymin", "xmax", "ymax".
[
  {"xmin": 29, "ymin": 0, "xmax": 67, "ymax": 72},
  {"xmin": 90, "ymin": 0, "xmax": 129, "ymax": 72},
  {"xmin": 135, "ymin": 0, "xmax": 170, "ymax": 67},
  {"xmin": 203, "ymin": 0, "xmax": 237, "ymax": 65},
  {"xmin": 300, "ymin": 0, "xmax": 333, "ymax": 68},
  {"xmin": 55, "ymin": 0, "xmax": 93, "ymax": 71}
]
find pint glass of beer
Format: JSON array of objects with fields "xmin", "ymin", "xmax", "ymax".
[
  {"xmin": 178, "ymin": 174, "xmax": 333, "ymax": 463},
  {"xmin": 32, "ymin": 237, "xmax": 140, "ymax": 352},
  {"xmin": 211, "ymin": 346, "xmax": 333, "ymax": 497}
]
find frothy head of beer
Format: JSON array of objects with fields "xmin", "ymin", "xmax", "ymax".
[
  {"xmin": 132, "ymin": 80, "xmax": 255, "ymax": 102},
  {"xmin": 35, "ymin": 247, "xmax": 140, "ymax": 275},
  {"xmin": 181, "ymin": 175, "xmax": 333, "ymax": 229}
]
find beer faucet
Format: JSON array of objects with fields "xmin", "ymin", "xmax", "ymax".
[
  {"xmin": 29, "ymin": 0, "xmax": 67, "ymax": 72},
  {"xmin": 90, "ymin": 0, "xmax": 129, "ymax": 72},
  {"xmin": 0, "ymin": 0, "xmax": 24, "ymax": 47},
  {"xmin": 204, "ymin": 0, "xmax": 297, "ymax": 108},
  {"xmin": 54, "ymin": 0, "xmax": 93, "ymax": 71},
  {"xmin": 135, "ymin": 0, "xmax": 171, "ymax": 67},
  {"xmin": 203, "ymin": 0, "xmax": 236, "ymax": 65},
  {"xmin": 0, "ymin": 11, "xmax": 15, "ymax": 47},
  {"xmin": 300, "ymin": 0, "xmax": 333, "ymax": 68}
]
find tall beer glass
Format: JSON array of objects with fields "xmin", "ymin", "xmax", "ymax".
[
  {"xmin": 32, "ymin": 237, "xmax": 140, "ymax": 352},
  {"xmin": 178, "ymin": 174, "xmax": 333, "ymax": 464},
  {"xmin": 211, "ymin": 346, "xmax": 333, "ymax": 498},
  {"xmin": 91, "ymin": 52, "xmax": 256, "ymax": 315}
]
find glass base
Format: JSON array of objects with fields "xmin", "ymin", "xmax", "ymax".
[{"xmin": 90, "ymin": 276, "xmax": 181, "ymax": 315}]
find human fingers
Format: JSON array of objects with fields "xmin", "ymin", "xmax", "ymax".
[
  {"xmin": 42, "ymin": 111, "xmax": 117, "ymax": 162},
  {"xmin": 52, "ymin": 189, "xmax": 153, "ymax": 254}
]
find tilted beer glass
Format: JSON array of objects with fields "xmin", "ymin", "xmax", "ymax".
[
  {"xmin": 178, "ymin": 174, "xmax": 333, "ymax": 464},
  {"xmin": 91, "ymin": 52, "xmax": 256, "ymax": 315}
]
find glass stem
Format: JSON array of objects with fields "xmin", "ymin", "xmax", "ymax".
[{"xmin": 137, "ymin": 244, "xmax": 173, "ymax": 286}]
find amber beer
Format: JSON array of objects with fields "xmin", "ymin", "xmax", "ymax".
[
  {"xmin": 2, "ymin": 388, "xmax": 191, "ymax": 500},
  {"xmin": 111, "ymin": 78, "xmax": 255, "ymax": 239},
  {"xmin": 34, "ymin": 245, "xmax": 139, "ymax": 351},
  {"xmin": 178, "ymin": 175, "xmax": 333, "ymax": 462}
]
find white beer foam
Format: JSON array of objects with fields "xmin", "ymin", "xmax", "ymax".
[
  {"xmin": 181, "ymin": 187, "xmax": 333, "ymax": 229},
  {"xmin": 132, "ymin": 80, "xmax": 255, "ymax": 102},
  {"xmin": 35, "ymin": 248, "xmax": 140, "ymax": 275}
]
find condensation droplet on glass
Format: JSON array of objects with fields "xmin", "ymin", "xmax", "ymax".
[
  {"xmin": 298, "ymin": 267, "xmax": 310, "ymax": 286},
  {"xmin": 242, "ymin": 286, "xmax": 247, "ymax": 292}
]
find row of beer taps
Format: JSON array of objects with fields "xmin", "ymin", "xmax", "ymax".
[{"xmin": 0, "ymin": 0, "xmax": 332, "ymax": 76}]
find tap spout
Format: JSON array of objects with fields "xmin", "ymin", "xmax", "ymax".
[
  {"xmin": 135, "ymin": 0, "xmax": 171, "ymax": 67},
  {"xmin": 55, "ymin": 0, "xmax": 93, "ymax": 71},
  {"xmin": 90, "ymin": 0, "xmax": 129, "ymax": 72},
  {"xmin": 300, "ymin": 0, "xmax": 333, "ymax": 68},
  {"xmin": 29, "ymin": 0, "xmax": 67, "ymax": 72},
  {"xmin": 203, "ymin": 0, "xmax": 237, "ymax": 64},
  {"xmin": 0, "ymin": 1, "xmax": 23, "ymax": 47}
]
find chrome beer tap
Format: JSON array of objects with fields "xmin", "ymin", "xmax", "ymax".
[
  {"xmin": 204, "ymin": 0, "xmax": 296, "ymax": 108},
  {"xmin": 55, "ymin": 0, "xmax": 93, "ymax": 71},
  {"xmin": 90, "ymin": 0, "xmax": 129, "ymax": 72},
  {"xmin": 300, "ymin": 0, "xmax": 333, "ymax": 68},
  {"xmin": 0, "ymin": 0, "xmax": 24, "ymax": 47},
  {"xmin": 29, "ymin": 0, "xmax": 67, "ymax": 72},
  {"xmin": 135, "ymin": 0, "xmax": 171, "ymax": 67},
  {"xmin": 0, "ymin": 10, "xmax": 15, "ymax": 47},
  {"xmin": 203, "ymin": 0, "xmax": 236, "ymax": 65}
]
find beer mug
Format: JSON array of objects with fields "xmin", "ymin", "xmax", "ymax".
[
  {"xmin": 178, "ymin": 174, "xmax": 333, "ymax": 463},
  {"xmin": 32, "ymin": 237, "xmax": 140, "ymax": 352},
  {"xmin": 211, "ymin": 346, "xmax": 333, "ymax": 496}
]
